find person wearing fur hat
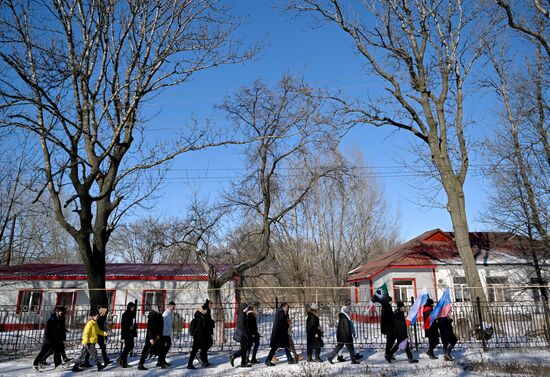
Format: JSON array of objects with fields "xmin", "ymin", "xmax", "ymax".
[
  {"xmin": 306, "ymin": 303, "xmax": 324, "ymax": 362},
  {"xmin": 423, "ymin": 298, "xmax": 440, "ymax": 359},
  {"xmin": 327, "ymin": 306, "xmax": 359, "ymax": 365}
]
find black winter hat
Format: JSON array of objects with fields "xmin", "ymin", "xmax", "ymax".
[
  {"xmin": 425, "ymin": 298, "xmax": 434, "ymax": 306},
  {"xmin": 202, "ymin": 299, "xmax": 211, "ymax": 310},
  {"xmin": 396, "ymin": 301, "xmax": 405, "ymax": 309}
]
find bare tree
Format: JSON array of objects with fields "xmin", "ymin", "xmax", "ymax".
[
  {"xmin": 287, "ymin": 0, "xmax": 492, "ymax": 301},
  {"xmin": 494, "ymin": 0, "xmax": 549, "ymax": 57},
  {"xmin": 0, "ymin": 0, "xmax": 252, "ymax": 308},
  {"xmin": 255, "ymin": 150, "xmax": 400, "ymax": 304},
  {"xmin": 483, "ymin": 40, "xmax": 549, "ymax": 336}
]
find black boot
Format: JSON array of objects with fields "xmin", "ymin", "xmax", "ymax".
[
  {"xmin": 307, "ymin": 349, "xmax": 313, "ymax": 362},
  {"xmin": 314, "ymin": 349, "xmax": 323, "ymax": 362},
  {"xmin": 97, "ymin": 363, "xmax": 105, "ymax": 371},
  {"xmin": 72, "ymin": 364, "xmax": 83, "ymax": 372}
]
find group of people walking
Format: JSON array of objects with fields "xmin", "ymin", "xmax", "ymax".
[{"xmin": 33, "ymin": 298, "xmax": 458, "ymax": 372}]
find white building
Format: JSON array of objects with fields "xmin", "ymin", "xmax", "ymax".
[
  {"xmin": 0, "ymin": 263, "xmax": 238, "ymax": 331},
  {"xmin": 348, "ymin": 229, "xmax": 549, "ymax": 305}
]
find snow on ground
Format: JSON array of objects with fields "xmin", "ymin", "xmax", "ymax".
[{"xmin": 1, "ymin": 347, "xmax": 549, "ymax": 377}]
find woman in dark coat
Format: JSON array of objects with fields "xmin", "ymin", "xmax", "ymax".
[
  {"xmin": 229, "ymin": 304, "xmax": 252, "ymax": 368},
  {"xmin": 387, "ymin": 302, "xmax": 418, "ymax": 364},
  {"xmin": 423, "ymin": 298, "xmax": 440, "ymax": 359},
  {"xmin": 438, "ymin": 316, "xmax": 458, "ymax": 361},
  {"xmin": 306, "ymin": 304, "xmax": 324, "ymax": 362},
  {"xmin": 246, "ymin": 304, "xmax": 260, "ymax": 364},
  {"xmin": 265, "ymin": 303, "xmax": 294, "ymax": 366},
  {"xmin": 327, "ymin": 306, "xmax": 358, "ymax": 364},
  {"xmin": 138, "ymin": 308, "xmax": 166, "ymax": 370}
]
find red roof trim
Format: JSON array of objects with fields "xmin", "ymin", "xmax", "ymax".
[
  {"xmin": 347, "ymin": 264, "xmax": 437, "ymax": 283},
  {"xmin": 0, "ymin": 275, "xmax": 209, "ymax": 281}
]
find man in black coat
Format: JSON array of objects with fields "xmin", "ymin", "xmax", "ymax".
[
  {"xmin": 438, "ymin": 316, "xmax": 458, "ymax": 361},
  {"xmin": 200, "ymin": 299, "xmax": 215, "ymax": 367},
  {"xmin": 187, "ymin": 306, "xmax": 209, "ymax": 369},
  {"xmin": 265, "ymin": 303, "xmax": 294, "ymax": 366},
  {"xmin": 423, "ymin": 298, "xmax": 440, "ymax": 359},
  {"xmin": 327, "ymin": 306, "xmax": 358, "ymax": 364},
  {"xmin": 32, "ymin": 307, "xmax": 64, "ymax": 371},
  {"xmin": 306, "ymin": 303, "xmax": 324, "ymax": 362},
  {"xmin": 118, "ymin": 302, "xmax": 137, "ymax": 368},
  {"xmin": 387, "ymin": 301, "xmax": 418, "ymax": 364},
  {"xmin": 138, "ymin": 307, "xmax": 166, "ymax": 370},
  {"xmin": 380, "ymin": 296, "xmax": 396, "ymax": 362}
]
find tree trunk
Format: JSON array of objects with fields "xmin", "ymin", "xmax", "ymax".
[
  {"xmin": 208, "ymin": 279, "xmax": 226, "ymax": 348},
  {"xmin": 78, "ymin": 237, "xmax": 108, "ymax": 310},
  {"xmin": 444, "ymin": 178, "xmax": 486, "ymax": 302}
]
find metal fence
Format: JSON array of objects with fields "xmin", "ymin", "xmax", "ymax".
[{"xmin": 0, "ymin": 299, "xmax": 548, "ymax": 361}]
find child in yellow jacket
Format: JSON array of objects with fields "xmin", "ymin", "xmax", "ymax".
[{"xmin": 72, "ymin": 311, "xmax": 110, "ymax": 372}]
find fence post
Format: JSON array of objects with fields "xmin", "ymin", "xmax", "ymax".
[{"xmin": 476, "ymin": 297, "xmax": 488, "ymax": 352}]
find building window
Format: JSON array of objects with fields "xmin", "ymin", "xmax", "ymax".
[
  {"xmin": 142, "ymin": 290, "xmax": 165, "ymax": 313},
  {"xmin": 56, "ymin": 292, "xmax": 76, "ymax": 308},
  {"xmin": 17, "ymin": 290, "xmax": 42, "ymax": 314},
  {"xmin": 393, "ymin": 279, "xmax": 414, "ymax": 303},
  {"xmin": 487, "ymin": 277, "xmax": 510, "ymax": 302},
  {"xmin": 106, "ymin": 290, "xmax": 116, "ymax": 312},
  {"xmin": 453, "ymin": 276, "xmax": 471, "ymax": 302}
]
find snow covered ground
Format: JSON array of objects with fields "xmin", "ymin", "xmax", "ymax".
[{"xmin": 1, "ymin": 347, "xmax": 549, "ymax": 377}]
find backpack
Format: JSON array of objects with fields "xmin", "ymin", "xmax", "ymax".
[{"xmin": 189, "ymin": 318, "xmax": 198, "ymax": 337}]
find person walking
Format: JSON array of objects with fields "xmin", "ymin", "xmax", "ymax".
[
  {"xmin": 138, "ymin": 307, "xmax": 166, "ymax": 370},
  {"xmin": 161, "ymin": 301, "xmax": 176, "ymax": 367},
  {"xmin": 386, "ymin": 301, "xmax": 418, "ymax": 364},
  {"xmin": 187, "ymin": 305, "xmax": 209, "ymax": 369},
  {"xmin": 306, "ymin": 303, "xmax": 324, "ymax": 362},
  {"xmin": 229, "ymin": 304, "xmax": 252, "ymax": 368},
  {"xmin": 200, "ymin": 299, "xmax": 215, "ymax": 367},
  {"xmin": 118, "ymin": 302, "xmax": 137, "ymax": 368},
  {"xmin": 39, "ymin": 306, "xmax": 71, "ymax": 367},
  {"xmin": 71, "ymin": 311, "xmax": 109, "ymax": 372},
  {"xmin": 32, "ymin": 306, "xmax": 64, "ymax": 371},
  {"xmin": 438, "ymin": 316, "xmax": 458, "ymax": 361},
  {"xmin": 96, "ymin": 307, "xmax": 112, "ymax": 366},
  {"xmin": 246, "ymin": 303, "xmax": 261, "ymax": 364},
  {"xmin": 265, "ymin": 303, "xmax": 295, "ymax": 366},
  {"xmin": 381, "ymin": 296, "xmax": 396, "ymax": 363},
  {"xmin": 327, "ymin": 306, "xmax": 359, "ymax": 365},
  {"xmin": 423, "ymin": 298, "xmax": 440, "ymax": 359}
]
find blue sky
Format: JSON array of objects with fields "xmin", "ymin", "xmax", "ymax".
[{"xmin": 136, "ymin": 1, "xmax": 500, "ymax": 241}]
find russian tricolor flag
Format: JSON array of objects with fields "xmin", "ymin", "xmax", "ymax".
[
  {"xmin": 424, "ymin": 287, "xmax": 452, "ymax": 329},
  {"xmin": 406, "ymin": 287, "xmax": 429, "ymax": 326}
]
